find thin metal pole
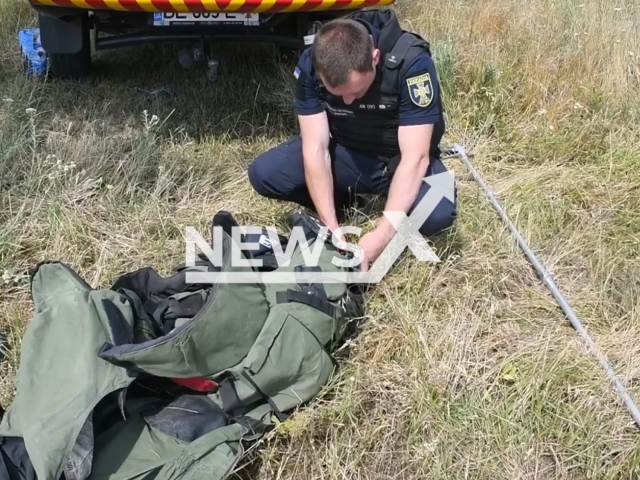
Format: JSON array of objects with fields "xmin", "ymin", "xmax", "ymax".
[{"xmin": 447, "ymin": 143, "xmax": 640, "ymax": 430}]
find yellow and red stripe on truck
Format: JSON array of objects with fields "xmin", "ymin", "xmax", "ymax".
[{"xmin": 31, "ymin": 0, "xmax": 396, "ymax": 14}]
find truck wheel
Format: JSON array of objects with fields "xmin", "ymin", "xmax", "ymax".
[{"xmin": 38, "ymin": 12, "xmax": 92, "ymax": 78}]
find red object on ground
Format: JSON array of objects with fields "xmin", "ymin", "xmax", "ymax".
[{"xmin": 171, "ymin": 377, "xmax": 218, "ymax": 392}]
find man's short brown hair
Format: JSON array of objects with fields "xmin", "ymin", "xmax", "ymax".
[{"xmin": 310, "ymin": 19, "xmax": 375, "ymax": 88}]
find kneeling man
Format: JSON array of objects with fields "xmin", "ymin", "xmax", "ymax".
[{"xmin": 248, "ymin": 11, "xmax": 456, "ymax": 271}]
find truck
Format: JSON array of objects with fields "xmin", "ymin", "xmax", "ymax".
[{"xmin": 27, "ymin": 0, "xmax": 396, "ymax": 78}]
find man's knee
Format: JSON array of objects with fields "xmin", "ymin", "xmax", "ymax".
[
  {"xmin": 248, "ymin": 141, "xmax": 297, "ymax": 199},
  {"xmin": 412, "ymin": 157, "xmax": 458, "ymax": 236},
  {"xmin": 418, "ymin": 198, "xmax": 457, "ymax": 236},
  {"xmin": 247, "ymin": 136, "xmax": 309, "ymax": 205},
  {"xmin": 247, "ymin": 153, "xmax": 272, "ymax": 197}
]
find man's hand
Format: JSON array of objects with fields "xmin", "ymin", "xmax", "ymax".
[
  {"xmin": 358, "ymin": 227, "xmax": 395, "ymax": 272},
  {"xmin": 298, "ymin": 112, "xmax": 339, "ymax": 231},
  {"xmin": 358, "ymin": 123, "xmax": 434, "ymax": 271}
]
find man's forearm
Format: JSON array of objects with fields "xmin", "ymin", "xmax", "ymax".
[
  {"xmin": 303, "ymin": 145, "xmax": 339, "ymax": 231},
  {"xmin": 378, "ymin": 154, "xmax": 430, "ymax": 237}
]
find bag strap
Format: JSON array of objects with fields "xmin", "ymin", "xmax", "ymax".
[
  {"xmin": 241, "ymin": 371, "xmax": 289, "ymax": 423},
  {"xmin": 152, "ymin": 290, "xmax": 209, "ymax": 333},
  {"xmin": 275, "ymin": 289, "xmax": 341, "ymax": 319},
  {"xmin": 219, "ymin": 377, "xmax": 242, "ymax": 413},
  {"xmin": 219, "ymin": 374, "xmax": 290, "ymax": 423},
  {"xmin": 233, "ymin": 415, "xmax": 273, "ymax": 440}
]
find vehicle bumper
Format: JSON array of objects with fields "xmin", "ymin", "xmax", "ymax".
[{"xmin": 28, "ymin": 0, "xmax": 395, "ymax": 14}]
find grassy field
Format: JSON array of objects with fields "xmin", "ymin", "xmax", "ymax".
[{"xmin": 1, "ymin": 0, "xmax": 640, "ymax": 478}]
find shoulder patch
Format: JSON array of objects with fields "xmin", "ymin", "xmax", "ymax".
[
  {"xmin": 406, "ymin": 73, "xmax": 434, "ymax": 108},
  {"xmin": 294, "ymin": 66, "xmax": 301, "ymax": 79}
]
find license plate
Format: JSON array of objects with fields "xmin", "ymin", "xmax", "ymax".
[{"xmin": 153, "ymin": 12, "xmax": 260, "ymax": 27}]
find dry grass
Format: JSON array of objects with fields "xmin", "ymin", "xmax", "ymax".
[{"xmin": 1, "ymin": 0, "xmax": 640, "ymax": 478}]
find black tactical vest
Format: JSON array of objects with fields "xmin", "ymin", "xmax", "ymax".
[{"xmin": 315, "ymin": 9, "xmax": 445, "ymax": 160}]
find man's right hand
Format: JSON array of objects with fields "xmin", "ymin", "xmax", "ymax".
[{"xmin": 298, "ymin": 112, "xmax": 339, "ymax": 232}]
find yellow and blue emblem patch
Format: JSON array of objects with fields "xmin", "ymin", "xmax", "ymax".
[
  {"xmin": 406, "ymin": 73, "xmax": 434, "ymax": 108},
  {"xmin": 294, "ymin": 66, "xmax": 301, "ymax": 80}
]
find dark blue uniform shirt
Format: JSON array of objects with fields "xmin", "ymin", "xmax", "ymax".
[{"xmin": 293, "ymin": 26, "xmax": 441, "ymax": 127}]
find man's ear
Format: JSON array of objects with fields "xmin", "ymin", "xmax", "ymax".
[{"xmin": 372, "ymin": 48, "xmax": 381, "ymax": 68}]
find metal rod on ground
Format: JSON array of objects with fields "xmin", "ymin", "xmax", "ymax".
[{"xmin": 445, "ymin": 143, "xmax": 640, "ymax": 430}]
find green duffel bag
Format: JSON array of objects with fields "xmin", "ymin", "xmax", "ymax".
[{"xmin": 0, "ymin": 210, "xmax": 363, "ymax": 480}]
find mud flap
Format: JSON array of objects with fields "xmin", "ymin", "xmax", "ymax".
[{"xmin": 38, "ymin": 11, "xmax": 86, "ymax": 54}]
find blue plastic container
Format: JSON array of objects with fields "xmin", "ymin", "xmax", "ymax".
[{"xmin": 18, "ymin": 28, "xmax": 48, "ymax": 77}]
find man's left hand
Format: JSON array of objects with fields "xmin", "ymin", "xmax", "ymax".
[
  {"xmin": 358, "ymin": 227, "xmax": 394, "ymax": 272},
  {"xmin": 356, "ymin": 123, "xmax": 434, "ymax": 273}
]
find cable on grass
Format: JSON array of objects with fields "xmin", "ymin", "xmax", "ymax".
[{"xmin": 444, "ymin": 143, "xmax": 640, "ymax": 431}]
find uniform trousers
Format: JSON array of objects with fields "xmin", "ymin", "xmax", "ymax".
[{"xmin": 248, "ymin": 136, "xmax": 456, "ymax": 236}]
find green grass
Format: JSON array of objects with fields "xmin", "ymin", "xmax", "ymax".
[{"xmin": 2, "ymin": 0, "xmax": 640, "ymax": 478}]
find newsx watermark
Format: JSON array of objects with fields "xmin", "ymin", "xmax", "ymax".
[{"xmin": 184, "ymin": 172, "xmax": 454, "ymax": 284}]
